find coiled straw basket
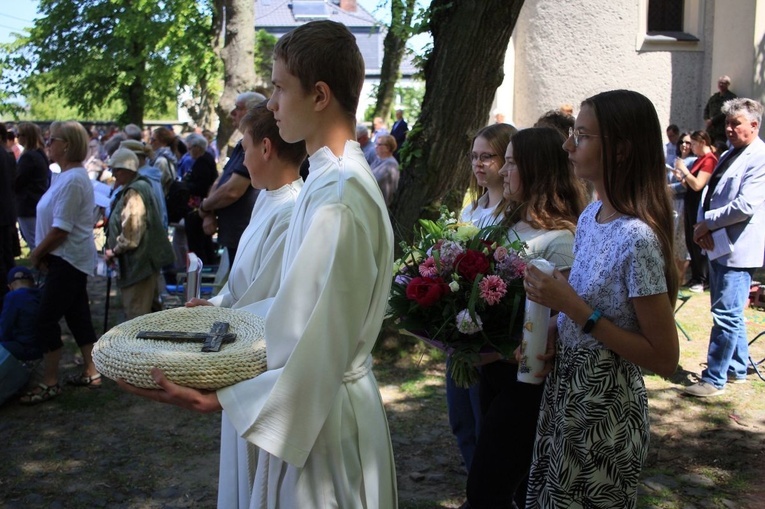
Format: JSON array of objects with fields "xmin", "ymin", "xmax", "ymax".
[{"xmin": 93, "ymin": 306, "xmax": 267, "ymax": 389}]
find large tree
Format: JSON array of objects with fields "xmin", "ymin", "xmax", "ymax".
[
  {"xmin": 391, "ymin": 0, "xmax": 524, "ymax": 240},
  {"xmin": 373, "ymin": 0, "xmax": 417, "ymax": 123},
  {"xmin": 5, "ymin": 0, "xmax": 215, "ymax": 125},
  {"xmin": 211, "ymin": 0, "xmax": 257, "ymax": 160}
]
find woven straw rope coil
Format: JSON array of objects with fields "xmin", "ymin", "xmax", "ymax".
[{"xmin": 93, "ymin": 306, "xmax": 267, "ymax": 389}]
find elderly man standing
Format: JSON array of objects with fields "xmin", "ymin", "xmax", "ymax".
[
  {"xmin": 198, "ymin": 92, "xmax": 263, "ymax": 264},
  {"xmin": 685, "ymin": 98, "xmax": 765, "ymax": 397},
  {"xmin": 105, "ymin": 148, "xmax": 174, "ymax": 320},
  {"xmin": 704, "ymin": 75, "xmax": 737, "ymax": 145},
  {"xmin": 356, "ymin": 124, "xmax": 377, "ymax": 166}
]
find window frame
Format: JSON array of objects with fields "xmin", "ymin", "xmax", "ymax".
[{"xmin": 636, "ymin": 0, "xmax": 705, "ymax": 52}]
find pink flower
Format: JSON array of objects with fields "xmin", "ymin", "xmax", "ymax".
[
  {"xmin": 419, "ymin": 257, "xmax": 439, "ymax": 277},
  {"xmin": 479, "ymin": 275, "xmax": 507, "ymax": 305},
  {"xmin": 494, "ymin": 246, "xmax": 508, "ymax": 262}
]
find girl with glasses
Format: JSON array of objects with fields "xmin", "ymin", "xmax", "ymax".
[
  {"xmin": 461, "ymin": 123, "xmax": 517, "ymax": 226},
  {"xmin": 523, "ymin": 90, "xmax": 679, "ymax": 508},
  {"xmin": 467, "ymin": 127, "xmax": 587, "ymax": 509},
  {"xmin": 448, "ymin": 123, "xmax": 517, "ymax": 482}
]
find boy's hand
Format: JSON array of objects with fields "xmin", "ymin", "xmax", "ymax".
[
  {"xmin": 117, "ymin": 368, "xmax": 222, "ymax": 413},
  {"xmin": 185, "ymin": 298, "xmax": 213, "ymax": 307}
]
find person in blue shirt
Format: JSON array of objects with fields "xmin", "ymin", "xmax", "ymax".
[{"xmin": 0, "ymin": 266, "xmax": 42, "ymax": 361}]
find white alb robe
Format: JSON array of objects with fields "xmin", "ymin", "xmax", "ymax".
[
  {"xmin": 217, "ymin": 141, "xmax": 398, "ymax": 508},
  {"xmin": 210, "ymin": 179, "xmax": 303, "ymax": 508}
]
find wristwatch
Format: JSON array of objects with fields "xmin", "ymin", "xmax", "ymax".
[{"xmin": 582, "ymin": 309, "xmax": 602, "ymax": 334}]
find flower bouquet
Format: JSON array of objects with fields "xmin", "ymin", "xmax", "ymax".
[{"xmin": 388, "ymin": 208, "xmax": 527, "ymax": 387}]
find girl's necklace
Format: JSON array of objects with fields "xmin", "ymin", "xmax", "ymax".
[{"xmin": 598, "ymin": 208, "xmax": 618, "ymax": 223}]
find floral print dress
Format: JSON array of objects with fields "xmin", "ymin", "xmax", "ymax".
[{"xmin": 526, "ymin": 202, "xmax": 667, "ymax": 508}]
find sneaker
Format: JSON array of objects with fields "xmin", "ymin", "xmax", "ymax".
[
  {"xmin": 684, "ymin": 381, "xmax": 725, "ymax": 397},
  {"xmin": 689, "ymin": 283, "xmax": 705, "ymax": 293},
  {"xmin": 727, "ymin": 373, "xmax": 748, "ymax": 384}
]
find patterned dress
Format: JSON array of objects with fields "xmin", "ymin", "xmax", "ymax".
[{"xmin": 526, "ymin": 202, "xmax": 667, "ymax": 508}]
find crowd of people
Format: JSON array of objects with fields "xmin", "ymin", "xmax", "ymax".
[{"xmin": 0, "ymin": 17, "xmax": 763, "ymax": 508}]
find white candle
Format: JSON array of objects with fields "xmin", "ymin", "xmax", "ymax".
[{"xmin": 517, "ymin": 258, "xmax": 554, "ymax": 385}]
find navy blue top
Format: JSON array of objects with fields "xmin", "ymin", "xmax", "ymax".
[
  {"xmin": 216, "ymin": 142, "xmax": 258, "ymax": 249},
  {"xmin": 0, "ymin": 287, "xmax": 42, "ymax": 360}
]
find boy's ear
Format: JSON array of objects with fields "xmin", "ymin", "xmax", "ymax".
[
  {"xmin": 262, "ymin": 137, "xmax": 273, "ymax": 160},
  {"xmin": 313, "ymin": 81, "xmax": 332, "ymax": 111}
]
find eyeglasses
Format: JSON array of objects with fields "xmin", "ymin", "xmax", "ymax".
[
  {"xmin": 45, "ymin": 137, "xmax": 64, "ymax": 147},
  {"xmin": 568, "ymin": 128, "xmax": 602, "ymax": 148},
  {"xmin": 469, "ymin": 152, "xmax": 498, "ymax": 164}
]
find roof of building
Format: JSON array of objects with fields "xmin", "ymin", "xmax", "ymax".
[
  {"xmin": 254, "ymin": 0, "xmax": 418, "ymax": 78},
  {"xmin": 255, "ymin": 0, "xmax": 379, "ymax": 28}
]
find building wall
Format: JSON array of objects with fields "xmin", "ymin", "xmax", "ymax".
[{"xmin": 497, "ymin": 0, "xmax": 762, "ymax": 141}]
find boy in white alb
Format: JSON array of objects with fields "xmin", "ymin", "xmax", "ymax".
[{"xmin": 120, "ymin": 21, "xmax": 398, "ymax": 508}]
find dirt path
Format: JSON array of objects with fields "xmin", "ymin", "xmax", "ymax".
[{"xmin": 1, "ymin": 276, "xmax": 764, "ymax": 508}]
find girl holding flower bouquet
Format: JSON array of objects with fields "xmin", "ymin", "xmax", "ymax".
[
  {"xmin": 523, "ymin": 90, "xmax": 679, "ymax": 508},
  {"xmin": 466, "ymin": 127, "xmax": 587, "ymax": 508},
  {"xmin": 450, "ymin": 123, "xmax": 517, "ymax": 474}
]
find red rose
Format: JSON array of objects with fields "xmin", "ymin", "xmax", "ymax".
[
  {"xmin": 406, "ymin": 276, "xmax": 449, "ymax": 307},
  {"xmin": 454, "ymin": 249, "xmax": 490, "ymax": 282}
]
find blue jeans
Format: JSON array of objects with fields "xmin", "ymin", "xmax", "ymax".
[
  {"xmin": 702, "ymin": 261, "xmax": 754, "ymax": 389},
  {"xmin": 445, "ymin": 357, "xmax": 482, "ymax": 471}
]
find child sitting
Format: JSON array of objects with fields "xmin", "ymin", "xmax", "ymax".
[{"xmin": 1, "ymin": 266, "xmax": 42, "ymax": 361}]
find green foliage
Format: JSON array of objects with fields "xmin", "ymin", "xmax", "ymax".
[
  {"xmin": 365, "ymin": 83, "xmax": 425, "ymax": 124},
  {"xmin": 23, "ymin": 80, "xmax": 123, "ymax": 121},
  {"xmin": 253, "ymin": 29, "xmax": 277, "ymax": 93},
  {"xmin": 1, "ymin": 0, "xmax": 217, "ymax": 125}
]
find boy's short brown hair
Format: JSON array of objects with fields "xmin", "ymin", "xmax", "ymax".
[
  {"xmin": 274, "ymin": 20, "xmax": 365, "ymax": 120},
  {"xmin": 240, "ymin": 100, "xmax": 307, "ymax": 167}
]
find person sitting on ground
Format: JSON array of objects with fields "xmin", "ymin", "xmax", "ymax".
[
  {"xmin": 104, "ymin": 148, "xmax": 174, "ymax": 320},
  {"xmin": 0, "ymin": 266, "xmax": 42, "ymax": 362},
  {"xmin": 371, "ymin": 134, "xmax": 400, "ymax": 206}
]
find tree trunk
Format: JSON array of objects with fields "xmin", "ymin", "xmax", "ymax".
[
  {"xmin": 121, "ymin": 40, "xmax": 146, "ymax": 126},
  {"xmin": 214, "ymin": 0, "xmax": 257, "ymax": 160},
  {"xmin": 123, "ymin": 75, "xmax": 145, "ymax": 126},
  {"xmin": 373, "ymin": 0, "xmax": 416, "ymax": 123},
  {"xmin": 390, "ymin": 0, "xmax": 523, "ymax": 242}
]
